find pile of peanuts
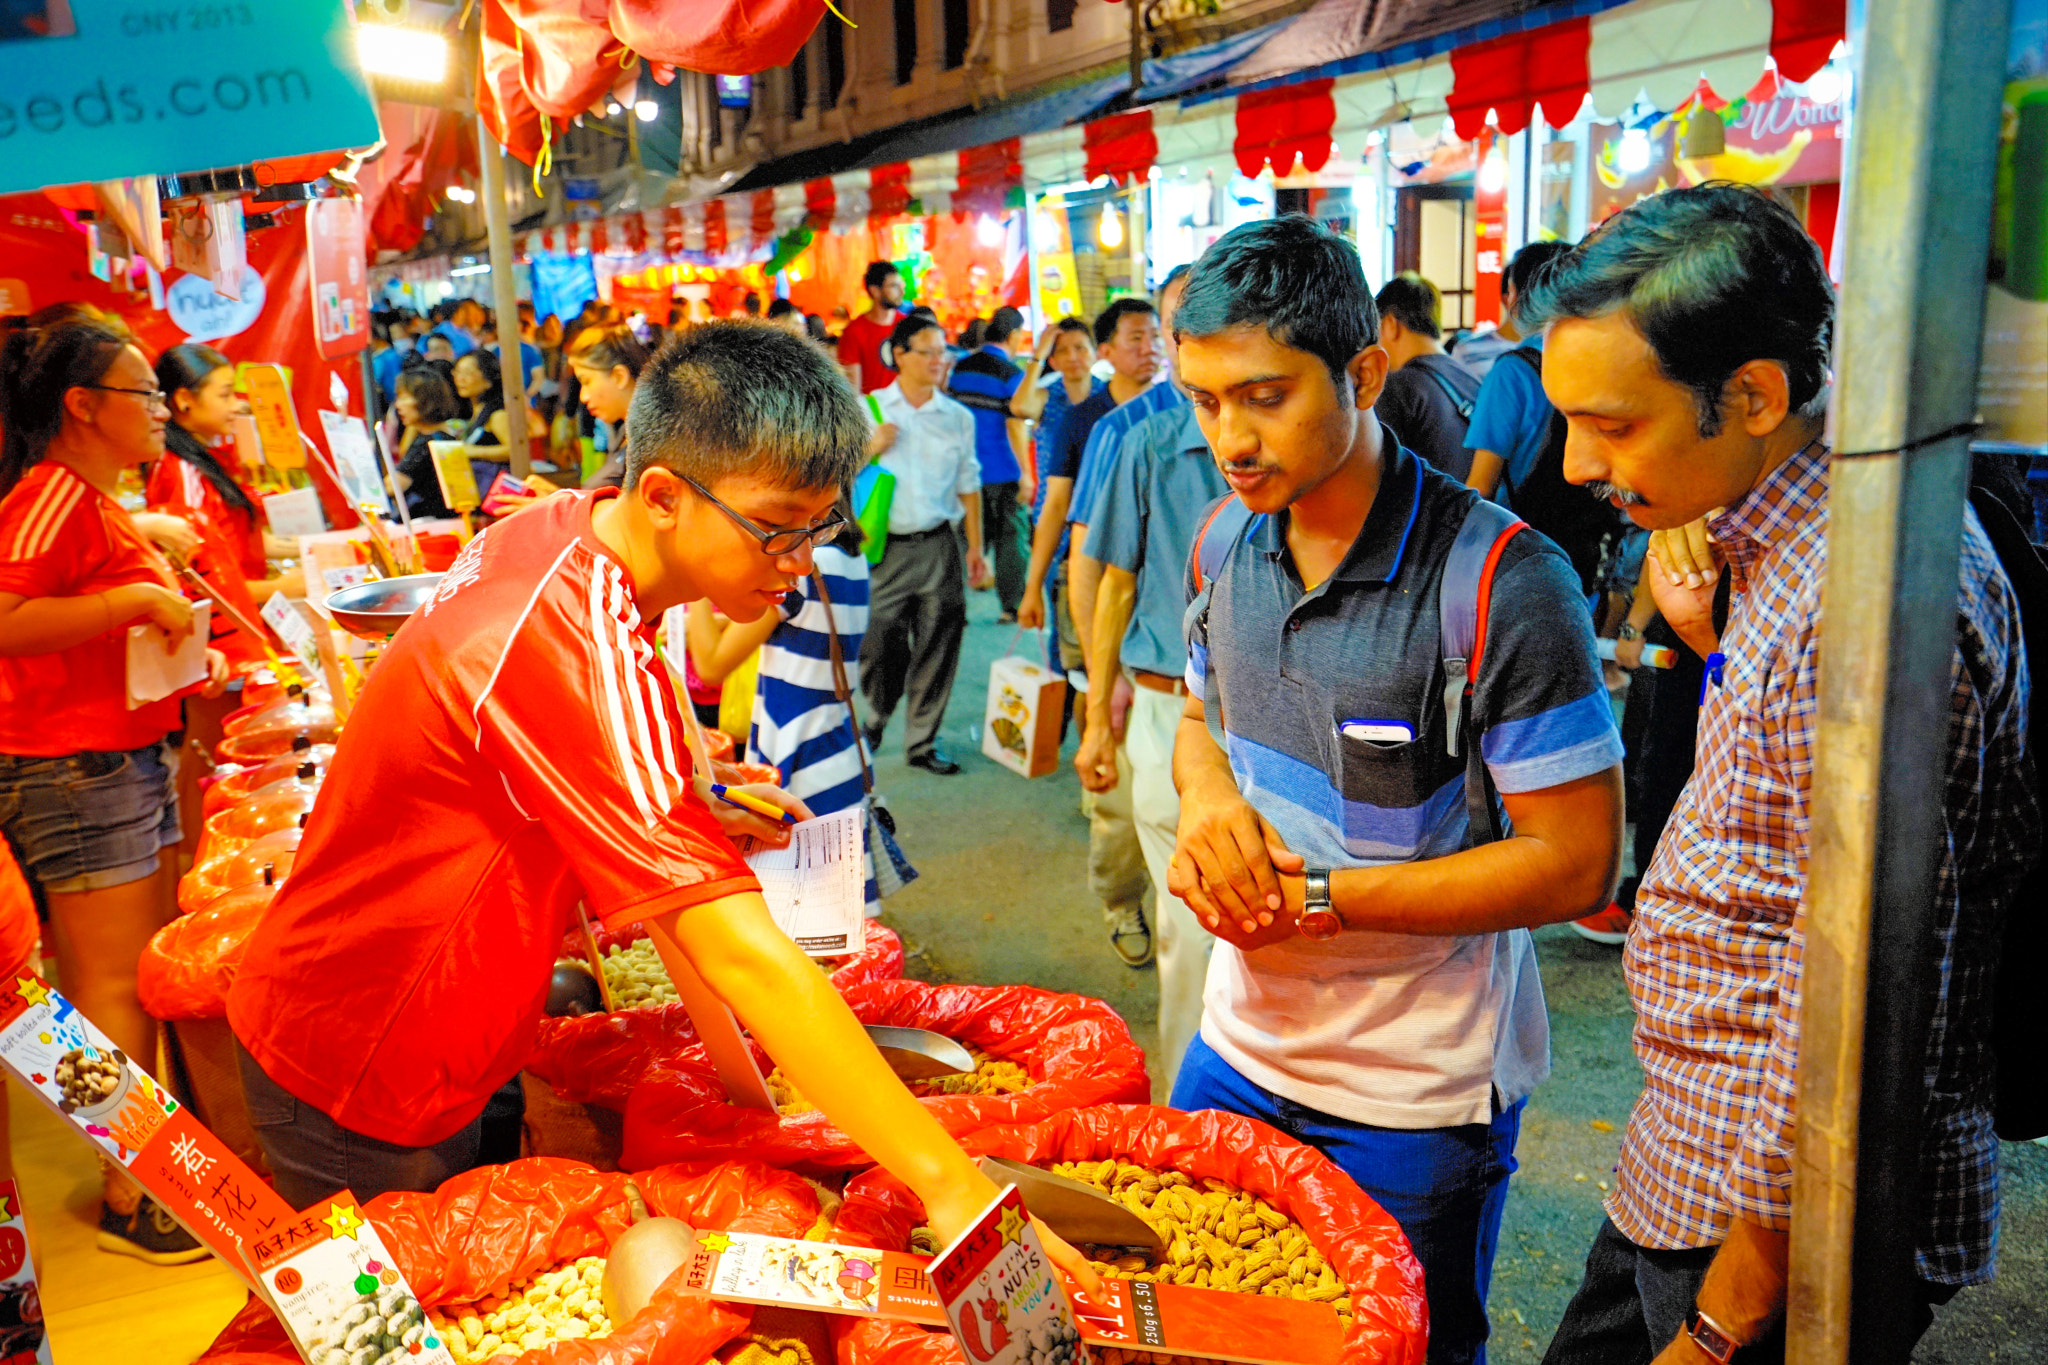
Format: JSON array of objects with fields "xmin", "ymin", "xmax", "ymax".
[
  {"xmin": 428, "ymin": 1256, "xmax": 612, "ymax": 1361},
  {"xmin": 54, "ymin": 1048, "xmax": 125, "ymax": 1112},
  {"xmin": 599, "ymin": 940, "xmax": 680, "ymax": 1008},
  {"xmin": 601, "ymin": 939, "xmax": 850, "ymax": 1011},
  {"xmin": 766, "ymin": 1047, "xmax": 1032, "ymax": 1115},
  {"xmin": 1047, "ymin": 1161, "xmax": 1351, "ymax": 1316}
]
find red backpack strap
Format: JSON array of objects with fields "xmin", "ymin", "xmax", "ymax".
[
  {"xmin": 1187, "ymin": 493, "xmax": 1249, "ymax": 596},
  {"xmin": 1438, "ymin": 500, "xmax": 1529, "ymax": 847}
]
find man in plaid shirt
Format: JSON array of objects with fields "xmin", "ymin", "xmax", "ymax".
[{"xmin": 1529, "ymin": 186, "xmax": 2036, "ymax": 1364}]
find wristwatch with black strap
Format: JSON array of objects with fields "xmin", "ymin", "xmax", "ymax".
[{"xmin": 1297, "ymin": 868, "xmax": 1342, "ymax": 941}]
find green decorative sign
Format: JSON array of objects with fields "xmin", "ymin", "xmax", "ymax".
[{"xmin": 0, "ymin": 1, "xmax": 379, "ymax": 195}]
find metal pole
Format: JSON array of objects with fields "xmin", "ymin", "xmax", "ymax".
[
  {"xmin": 476, "ymin": 114, "xmax": 532, "ymax": 478},
  {"xmin": 1787, "ymin": 0, "xmax": 2012, "ymax": 1356}
]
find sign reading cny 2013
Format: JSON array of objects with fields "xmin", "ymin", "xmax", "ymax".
[{"xmin": 0, "ymin": 2, "xmax": 378, "ymax": 195}]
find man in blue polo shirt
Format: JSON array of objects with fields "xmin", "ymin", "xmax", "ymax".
[
  {"xmin": 1075, "ymin": 265, "xmax": 1217, "ymax": 1087},
  {"xmin": 946, "ymin": 306, "xmax": 1030, "ymax": 620},
  {"xmin": 1169, "ymin": 217, "xmax": 1625, "ymax": 1365}
]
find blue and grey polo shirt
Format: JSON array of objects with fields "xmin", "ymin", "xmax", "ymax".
[{"xmin": 1185, "ymin": 434, "xmax": 1623, "ymax": 1129}]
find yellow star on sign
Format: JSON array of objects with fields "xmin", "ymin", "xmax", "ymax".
[
  {"xmin": 15, "ymin": 976, "xmax": 48, "ymax": 1008},
  {"xmin": 700, "ymin": 1232, "xmax": 733, "ymax": 1253},
  {"xmin": 323, "ymin": 1202, "xmax": 365, "ymax": 1241},
  {"xmin": 0, "ymin": 1193, "xmax": 13, "ymax": 1222},
  {"xmin": 995, "ymin": 1205, "xmax": 1027, "ymax": 1247}
]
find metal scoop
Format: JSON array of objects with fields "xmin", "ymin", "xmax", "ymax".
[
  {"xmin": 977, "ymin": 1157, "xmax": 1166, "ymax": 1252},
  {"xmin": 864, "ymin": 1025, "xmax": 978, "ymax": 1081}
]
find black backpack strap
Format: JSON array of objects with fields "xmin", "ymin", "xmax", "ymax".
[
  {"xmin": 1439, "ymin": 499, "xmax": 1529, "ymax": 846},
  {"xmin": 1418, "ymin": 360, "xmax": 1477, "ymax": 423}
]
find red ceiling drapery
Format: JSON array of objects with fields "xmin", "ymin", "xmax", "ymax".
[
  {"xmin": 1233, "ymin": 78, "xmax": 1337, "ymax": 177},
  {"xmin": 1446, "ymin": 17, "xmax": 1591, "ymax": 140},
  {"xmin": 752, "ymin": 190, "xmax": 778, "ymax": 249},
  {"xmin": 477, "ymin": 0, "xmax": 545, "ymax": 164},
  {"xmin": 869, "ymin": 162, "xmax": 913, "ymax": 224},
  {"xmin": 1770, "ymin": 0, "xmax": 1845, "ymax": 83},
  {"xmin": 704, "ymin": 198, "xmax": 728, "ymax": 253},
  {"xmin": 502, "ymin": 0, "xmax": 629, "ymax": 121},
  {"xmin": 955, "ymin": 138, "xmax": 1022, "ymax": 219},
  {"xmin": 1085, "ymin": 110, "xmax": 1158, "ymax": 186}
]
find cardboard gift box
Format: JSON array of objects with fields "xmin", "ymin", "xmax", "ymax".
[{"xmin": 981, "ymin": 653, "xmax": 1065, "ymax": 778}]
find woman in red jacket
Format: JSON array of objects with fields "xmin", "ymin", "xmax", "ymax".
[
  {"xmin": 0, "ymin": 315, "xmax": 225, "ymax": 1265},
  {"xmin": 147, "ymin": 344, "xmax": 302, "ymax": 668}
]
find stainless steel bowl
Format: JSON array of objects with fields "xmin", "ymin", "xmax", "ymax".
[{"xmin": 325, "ymin": 573, "xmax": 445, "ymax": 640}]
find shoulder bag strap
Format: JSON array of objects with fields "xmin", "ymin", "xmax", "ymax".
[
  {"xmin": 808, "ymin": 567, "xmax": 876, "ymax": 798},
  {"xmin": 1439, "ymin": 499, "xmax": 1528, "ymax": 846}
]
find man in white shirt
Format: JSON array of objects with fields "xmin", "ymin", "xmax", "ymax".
[{"xmin": 860, "ymin": 314, "xmax": 988, "ymax": 774}]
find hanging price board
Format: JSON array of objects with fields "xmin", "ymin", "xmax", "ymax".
[{"xmin": 242, "ymin": 363, "xmax": 304, "ymax": 469}]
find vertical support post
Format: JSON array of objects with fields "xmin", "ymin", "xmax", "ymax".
[
  {"xmin": 1022, "ymin": 177, "xmax": 1042, "ymax": 330},
  {"xmin": 476, "ymin": 114, "xmax": 532, "ymax": 479},
  {"xmin": 1787, "ymin": 0, "xmax": 2012, "ymax": 1358}
]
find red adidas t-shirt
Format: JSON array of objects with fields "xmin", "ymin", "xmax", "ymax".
[
  {"xmin": 836, "ymin": 311, "xmax": 899, "ymax": 393},
  {"xmin": 145, "ymin": 453, "xmax": 268, "ymax": 667},
  {"xmin": 227, "ymin": 490, "xmax": 760, "ymax": 1146},
  {"xmin": 0, "ymin": 462, "xmax": 186, "ymax": 755}
]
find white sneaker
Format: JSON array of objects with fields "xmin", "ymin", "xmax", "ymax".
[{"xmin": 1108, "ymin": 906, "xmax": 1153, "ymax": 967}]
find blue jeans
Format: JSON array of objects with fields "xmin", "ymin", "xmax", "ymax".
[
  {"xmin": 0, "ymin": 741, "xmax": 179, "ymax": 892},
  {"xmin": 1172, "ymin": 1034, "xmax": 1522, "ymax": 1365}
]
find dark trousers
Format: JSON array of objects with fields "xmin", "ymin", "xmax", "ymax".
[
  {"xmin": 860, "ymin": 524, "xmax": 967, "ymax": 760},
  {"xmin": 236, "ymin": 1036, "xmax": 481, "ymax": 1210},
  {"xmin": 1542, "ymin": 1218, "xmax": 1953, "ymax": 1365},
  {"xmin": 981, "ymin": 479, "xmax": 1029, "ymax": 615}
]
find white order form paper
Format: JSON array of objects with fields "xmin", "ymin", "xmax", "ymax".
[{"xmin": 746, "ymin": 805, "xmax": 866, "ymax": 956}]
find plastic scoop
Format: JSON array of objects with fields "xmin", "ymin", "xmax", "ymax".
[
  {"xmin": 977, "ymin": 1157, "xmax": 1167, "ymax": 1252},
  {"xmin": 865, "ymin": 1025, "xmax": 977, "ymax": 1081}
]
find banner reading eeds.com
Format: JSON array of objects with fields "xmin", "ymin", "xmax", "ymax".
[{"xmin": 0, "ymin": 1, "xmax": 379, "ymax": 195}]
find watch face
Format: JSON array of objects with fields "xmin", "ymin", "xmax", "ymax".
[{"xmin": 1297, "ymin": 908, "xmax": 1343, "ymax": 941}]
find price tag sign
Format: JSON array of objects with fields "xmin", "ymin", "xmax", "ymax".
[
  {"xmin": 243, "ymin": 363, "xmax": 305, "ymax": 470},
  {"xmin": 245, "ymin": 1192, "xmax": 457, "ymax": 1365},
  {"xmin": 262, "ymin": 591, "xmax": 320, "ymax": 676}
]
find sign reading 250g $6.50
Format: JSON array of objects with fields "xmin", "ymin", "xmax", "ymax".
[{"xmin": 0, "ymin": 2, "xmax": 379, "ymax": 195}]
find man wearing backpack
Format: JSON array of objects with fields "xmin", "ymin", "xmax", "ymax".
[
  {"xmin": 1373, "ymin": 273, "xmax": 1483, "ymax": 480},
  {"xmin": 1464, "ymin": 241, "xmax": 1630, "ymax": 605},
  {"xmin": 1169, "ymin": 216, "xmax": 1626, "ymax": 1365},
  {"xmin": 1532, "ymin": 185, "xmax": 2037, "ymax": 1365}
]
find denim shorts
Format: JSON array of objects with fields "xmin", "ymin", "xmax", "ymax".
[{"xmin": 0, "ymin": 742, "xmax": 179, "ymax": 893}]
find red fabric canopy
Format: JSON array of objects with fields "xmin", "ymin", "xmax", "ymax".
[
  {"xmin": 955, "ymin": 138, "xmax": 1022, "ymax": 219},
  {"xmin": 1234, "ymin": 78, "xmax": 1337, "ymax": 177},
  {"xmin": 502, "ymin": 0, "xmax": 629, "ymax": 121},
  {"xmin": 478, "ymin": 0, "xmax": 547, "ymax": 164},
  {"xmin": 752, "ymin": 189, "xmax": 778, "ymax": 248},
  {"xmin": 804, "ymin": 177, "xmax": 836, "ymax": 230},
  {"xmin": 1446, "ymin": 16, "xmax": 1591, "ymax": 140},
  {"xmin": 1085, "ymin": 109, "xmax": 1158, "ymax": 186},
  {"xmin": 704, "ymin": 198, "xmax": 728, "ymax": 253},
  {"xmin": 1770, "ymin": 0, "xmax": 1845, "ymax": 83},
  {"xmin": 869, "ymin": 162, "xmax": 913, "ymax": 224}
]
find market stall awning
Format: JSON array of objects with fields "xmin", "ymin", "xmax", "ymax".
[{"xmin": 1227, "ymin": 0, "xmax": 1836, "ymax": 110}]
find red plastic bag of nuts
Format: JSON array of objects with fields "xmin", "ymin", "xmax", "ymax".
[
  {"xmin": 196, "ymin": 1156, "xmax": 828, "ymax": 1365},
  {"xmin": 616, "ymin": 981, "xmax": 1153, "ymax": 1172},
  {"xmin": 527, "ymin": 922, "xmax": 905, "ymax": 1110},
  {"xmin": 138, "ymin": 883, "xmax": 280, "ymax": 1021},
  {"xmin": 828, "ymin": 1104, "xmax": 1428, "ymax": 1365}
]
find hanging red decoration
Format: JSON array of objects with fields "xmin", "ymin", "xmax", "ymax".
[
  {"xmin": 1233, "ymin": 78, "xmax": 1337, "ymax": 177},
  {"xmin": 955, "ymin": 138, "xmax": 1022, "ymax": 219},
  {"xmin": 704, "ymin": 199, "xmax": 728, "ymax": 254},
  {"xmin": 1770, "ymin": 0, "xmax": 1845, "ymax": 83},
  {"xmin": 869, "ymin": 162, "xmax": 913, "ymax": 224},
  {"xmin": 804, "ymin": 178, "xmax": 836, "ymax": 231},
  {"xmin": 1446, "ymin": 17, "xmax": 1592, "ymax": 141},
  {"xmin": 1085, "ymin": 110, "xmax": 1158, "ymax": 186}
]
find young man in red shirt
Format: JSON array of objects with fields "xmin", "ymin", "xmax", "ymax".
[
  {"xmin": 836, "ymin": 261, "xmax": 905, "ymax": 393},
  {"xmin": 228, "ymin": 323, "xmax": 1090, "ymax": 1276}
]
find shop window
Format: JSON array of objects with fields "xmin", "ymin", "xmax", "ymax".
[
  {"xmin": 1538, "ymin": 137, "xmax": 1574, "ymax": 242},
  {"xmin": 943, "ymin": 0, "xmax": 970, "ymax": 68},
  {"xmin": 824, "ymin": 19, "xmax": 846, "ymax": 109},
  {"xmin": 894, "ymin": 0, "xmax": 918, "ymax": 85},
  {"xmin": 1048, "ymin": 0, "xmax": 1079, "ymax": 34}
]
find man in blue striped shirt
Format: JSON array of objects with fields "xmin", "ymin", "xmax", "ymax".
[{"xmin": 1169, "ymin": 217, "xmax": 1625, "ymax": 1365}]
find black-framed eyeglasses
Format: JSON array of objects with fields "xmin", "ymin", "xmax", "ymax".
[
  {"xmin": 679, "ymin": 472, "xmax": 848, "ymax": 556},
  {"xmin": 84, "ymin": 384, "xmax": 169, "ymax": 410}
]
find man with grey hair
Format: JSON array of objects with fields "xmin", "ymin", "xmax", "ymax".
[{"xmin": 226, "ymin": 325, "xmax": 1104, "ymax": 1291}]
